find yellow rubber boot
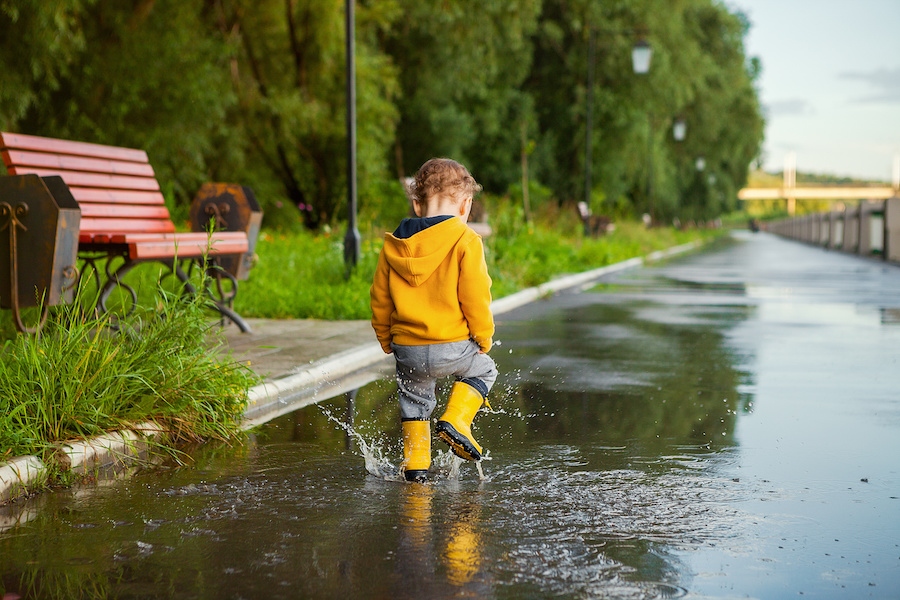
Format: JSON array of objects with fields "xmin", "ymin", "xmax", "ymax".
[
  {"xmin": 436, "ymin": 381, "xmax": 487, "ymax": 461},
  {"xmin": 401, "ymin": 419, "xmax": 431, "ymax": 482}
]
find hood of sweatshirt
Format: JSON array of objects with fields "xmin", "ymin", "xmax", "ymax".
[{"xmin": 383, "ymin": 216, "xmax": 469, "ymax": 287}]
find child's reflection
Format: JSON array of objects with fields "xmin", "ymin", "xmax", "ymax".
[
  {"xmin": 442, "ymin": 500, "xmax": 481, "ymax": 586},
  {"xmin": 395, "ymin": 483, "xmax": 487, "ymax": 594}
]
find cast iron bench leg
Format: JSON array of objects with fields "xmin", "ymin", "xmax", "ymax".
[{"xmin": 172, "ymin": 261, "xmax": 252, "ymax": 333}]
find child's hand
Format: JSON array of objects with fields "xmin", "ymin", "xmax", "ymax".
[{"xmin": 479, "ymin": 339, "xmax": 499, "ymax": 353}]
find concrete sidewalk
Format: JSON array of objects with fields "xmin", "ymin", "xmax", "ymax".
[{"xmin": 223, "ymin": 318, "xmax": 392, "ymax": 428}]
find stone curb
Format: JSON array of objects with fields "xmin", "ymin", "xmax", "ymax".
[
  {"xmin": 0, "ymin": 239, "xmax": 704, "ymax": 505},
  {"xmin": 0, "ymin": 422, "xmax": 163, "ymax": 505},
  {"xmin": 54, "ymin": 422, "xmax": 165, "ymax": 475},
  {"xmin": 0, "ymin": 456, "xmax": 47, "ymax": 505},
  {"xmin": 489, "ymin": 240, "xmax": 700, "ymax": 314},
  {"xmin": 242, "ymin": 342, "xmax": 394, "ymax": 429}
]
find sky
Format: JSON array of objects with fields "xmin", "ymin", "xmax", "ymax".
[{"xmin": 727, "ymin": 0, "xmax": 900, "ymax": 182}]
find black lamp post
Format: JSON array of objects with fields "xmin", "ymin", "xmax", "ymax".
[
  {"xmin": 631, "ymin": 38, "xmax": 654, "ymax": 222},
  {"xmin": 343, "ymin": 0, "xmax": 360, "ymax": 273}
]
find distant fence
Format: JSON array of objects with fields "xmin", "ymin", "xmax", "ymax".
[{"xmin": 763, "ymin": 197, "xmax": 900, "ymax": 264}]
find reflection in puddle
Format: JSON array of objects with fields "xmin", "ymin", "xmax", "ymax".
[{"xmin": 0, "ymin": 273, "xmax": 755, "ymax": 599}]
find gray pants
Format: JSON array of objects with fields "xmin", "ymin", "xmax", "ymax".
[{"xmin": 392, "ymin": 340, "xmax": 498, "ymax": 421}]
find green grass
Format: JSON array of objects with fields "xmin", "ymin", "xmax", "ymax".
[
  {"xmin": 0, "ymin": 199, "xmax": 718, "ymax": 325},
  {"xmin": 234, "ymin": 230, "xmax": 380, "ymax": 320},
  {"xmin": 0, "ymin": 286, "xmax": 258, "ymax": 464}
]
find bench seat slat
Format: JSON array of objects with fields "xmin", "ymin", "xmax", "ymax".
[
  {"xmin": 129, "ymin": 238, "xmax": 249, "ymax": 260},
  {"xmin": 0, "ymin": 132, "xmax": 148, "ymax": 163},
  {"xmin": 79, "ymin": 218, "xmax": 176, "ymax": 236},
  {"xmin": 71, "ymin": 188, "xmax": 166, "ymax": 205},
  {"xmin": 81, "ymin": 231, "xmax": 248, "ymax": 245},
  {"xmin": 2, "ymin": 149, "xmax": 156, "ymax": 177},
  {"xmin": 109, "ymin": 231, "xmax": 249, "ymax": 243},
  {"xmin": 8, "ymin": 167, "xmax": 160, "ymax": 191},
  {"xmin": 79, "ymin": 204, "xmax": 172, "ymax": 219}
]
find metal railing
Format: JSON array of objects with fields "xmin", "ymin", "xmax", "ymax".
[{"xmin": 763, "ymin": 197, "xmax": 900, "ymax": 264}]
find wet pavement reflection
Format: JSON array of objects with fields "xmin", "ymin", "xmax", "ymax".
[{"xmin": 2, "ymin": 231, "xmax": 899, "ymax": 599}]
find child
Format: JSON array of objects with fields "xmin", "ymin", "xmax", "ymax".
[{"xmin": 370, "ymin": 158, "xmax": 498, "ymax": 482}]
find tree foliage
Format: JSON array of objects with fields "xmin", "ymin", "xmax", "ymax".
[
  {"xmin": 0, "ymin": 0, "xmax": 763, "ymax": 228},
  {"xmin": 380, "ymin": 0, "xmax": 542, "ymax": 192},
  {"xmin": 526, "ymin": 0, "xmax": 764, "ymax": 222},
  {"xmin": 16, "ymin": 1, "xmax": 236, "ymax": 201},
  {"xmin": 0, "ymin": 1, "xmax": 94, "ymax": 126}
]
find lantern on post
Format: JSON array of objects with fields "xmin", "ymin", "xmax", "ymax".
[
  {"xmin": 585, "ymin": 33, "xmax": 654, "ymax": 210},
  {"xmin": 631, "ymin": 39, "xmax": 652, "ymax": 75},
  {"xmin": 673, "ymin": 118, "xmax": 687, "ymax": 142},
  {"xmin": 343, "ymin": 0, "xmax": 360, "ymax": 273}
]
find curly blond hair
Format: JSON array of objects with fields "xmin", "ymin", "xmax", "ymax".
[{"xmin": 408, "ymin": 158, "xmax": 482, "ymax": 206}]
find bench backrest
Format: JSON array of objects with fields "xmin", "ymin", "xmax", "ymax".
[{"xmin": 0, "ymin": 132, "xmax": 175, "ymax": 240}]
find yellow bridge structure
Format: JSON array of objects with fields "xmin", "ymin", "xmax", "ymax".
[
  {"xmin": 739, "ymin": 153, "xmax": 899, "ymax": 215},
  {"xmin": 738, "ymin": 186, "xmax": 897, "ymax": 215}
]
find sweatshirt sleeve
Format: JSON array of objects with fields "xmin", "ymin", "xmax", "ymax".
[
  {"xmin": 458, "ymin": 235, "xmax": 494, "ymax": 352},
  {"xmin": 369, "ymin": 248, "xmax": 395, "ymax": 353}
]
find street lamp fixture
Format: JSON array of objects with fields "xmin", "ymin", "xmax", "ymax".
[
  {"xmin": 630, "ymin": 38, "xmax": 653, "ymax": 220},
  {"xmin": 631, "ymin": 39, "xmax": 652, "ymax": 75},
  {"xmin": 672, "ymin": 118, "xmax": 686, "ymax": 142}
]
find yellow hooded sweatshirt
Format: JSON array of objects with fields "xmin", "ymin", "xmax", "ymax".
[{"xmin": 370, "ymin": 216, "xmax": 494, "ymax": 354}]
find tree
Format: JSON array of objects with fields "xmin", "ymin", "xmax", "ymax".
[
  {"xmin": 14, "ymin": 0, "xmax": 237, "ymax": 204},
  {"xmin": 0, "ymin": 1, "xmax": 94, "ymax": 129},
  {"xmin": 382, "ymin": 0, "xmax": 542, "ymax": 192},
  {"xmin": 208, "ymin": 0, "xmax": 400, "ymax": 229},
  {"xmin": 525, "ymin": 0, "xmax": 764, "ymax": 222},
  {"xmin": 669, "ymin": 3, "xmax": 765, "ymax": 221},
  {"xmin": 5, "ymin": 1, "xmax": 401, "ymax": 229},
  {"xmin": 1, "ymin": 0, "xmax": 763, "ymax": 228}
]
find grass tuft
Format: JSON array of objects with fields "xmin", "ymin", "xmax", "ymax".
[{"xmin": 0, "ymin": 284, "xmax": 258, "ymax": 463}]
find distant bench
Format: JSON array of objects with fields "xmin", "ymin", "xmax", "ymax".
[
  {"xmin": 577, "ymin": 201, "xmax": 614, "ymax": 236},
  {"xmin": 0, "ymin": 132, "xmax": 254, "ymax": 332}
]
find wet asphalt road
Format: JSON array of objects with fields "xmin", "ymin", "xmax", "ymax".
[{"xmin": 1, "ymin": 230, "xmax": 898, "ymax": 599}]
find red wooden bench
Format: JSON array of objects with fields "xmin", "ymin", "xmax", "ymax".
[{"xmin": 0, "ymin": 131, "xmax": 253, "ymax": 332}]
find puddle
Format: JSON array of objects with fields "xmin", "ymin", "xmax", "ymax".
[{"xmin": 1, "ymin": 232, "xmax": 899, "ymax": 599}]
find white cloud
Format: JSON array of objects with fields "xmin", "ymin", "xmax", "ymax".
[
  {"xmin": 765, "ymin": 99, "xmax": 815, "ymax": 117},
  {"xmin": 840, "ymin": 67, "xmax": 900, "ymax": 104}
]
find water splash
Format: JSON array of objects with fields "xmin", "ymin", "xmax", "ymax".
[
  {"xmin": 317, "ymin": 405, "xmax": 400, "ymax": 480},
  {"xmin": 318, "ymin": 404, "xmax": 493, "ymax": 483},
  {"xmin": 475, "ymin": 460, "xmax": 488, "ymax": 481}
]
